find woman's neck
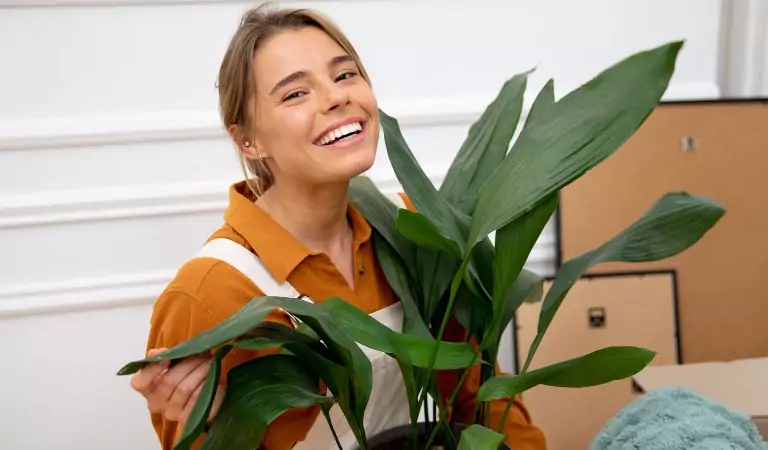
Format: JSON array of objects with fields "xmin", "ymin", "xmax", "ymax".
[{"xmin": 255, "ymin": 180, "xmax": 353, "ymax": 255}]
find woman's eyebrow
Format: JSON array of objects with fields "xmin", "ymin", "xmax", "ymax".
[
  {"xmin": 329, "ymin": 54, "xmax": 355, "ymax": 68},
  {"xmin": 269, "ymin": 70, "xmax": 308, "ymax": 96},
  {"xmin": 269, "ymin": 55, "xmax": 354, "ymax": 96}
]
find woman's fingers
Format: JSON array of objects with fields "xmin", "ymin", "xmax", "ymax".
[
  {"xmin": 179, "ymin": 384, "xmax": 204, "ymax": 424},
  {"xmin": 130, "ymin": 348, "xmax": 223, "ymax": 426},
  {"xmin": 178, "ymin": 384, "xmax": 226, "ymax": 427},
  {"xmin": 130, "ymin": 348, "xmax": 170, "ymax": 396},
  {"xmin": 150, "ymin": 355, "xmax": 209, "ymax": 405},
  {"xmin": 166, "ymin": 357, "xmax": 213, "ymax": 421}
]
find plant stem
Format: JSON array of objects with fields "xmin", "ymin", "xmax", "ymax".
[
  {"xmin": 431, "ymin": 385, "xmax": 458, "ymax": 450},
  {"xmin": 483, "ymin": 349, "xmax": 495, "ymax": 428},
  {"xmin": 497, "ymin": 336, "xmax": 535, "ymax": 434},
  {"xmin": 424, "ymin": 347, "xmax": 483, "ymax": 449},
  {"xmin": 496, "ymin": 398, "xmax": 516, "ymax": 434},
  {"xmin": 321, "ymin": 404, "xmax": 344, "ymax": 450},
  {"xmin": 416, "ymin": 258, "xmax": 471, "ymax": 412}
]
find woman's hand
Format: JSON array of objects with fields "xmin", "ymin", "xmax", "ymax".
[{"xmin": 130, "ymin": 348, "xmax": 225, "ymax": 425}]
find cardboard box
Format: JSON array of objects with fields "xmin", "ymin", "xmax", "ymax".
[{"xmin": 632, "ymin": 357, "xmax": 768, "ymax": 439}]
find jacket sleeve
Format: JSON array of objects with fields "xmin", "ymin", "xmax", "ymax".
[{"xmin": 145, "ymin": 289, "xmax": 315, "ymax": 450}]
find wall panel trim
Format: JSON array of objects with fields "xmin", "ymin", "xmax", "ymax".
[{"xmin": 0, "ymin": 82, "xmax": 718, "ymax": 152}]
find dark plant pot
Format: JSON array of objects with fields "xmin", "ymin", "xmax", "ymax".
[{"xmin": 361, "ymin": 422, "xmax": 511, "ymax": 450}]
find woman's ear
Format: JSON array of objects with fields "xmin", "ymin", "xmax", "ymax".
[{"xmin": 228, "ymin": 124, "xmax": 263, "ymax": 160}]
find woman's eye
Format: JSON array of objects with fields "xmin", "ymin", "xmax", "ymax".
[
  {"xmin": 335, "ymin": 71, "xmax": 358, "ymax": 82},
  {"xmin": 283, "ymin": 90, "xmax": 305, "ymax": 102}
]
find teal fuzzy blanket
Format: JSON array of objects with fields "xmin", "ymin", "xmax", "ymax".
[{"xmin": 590, "ymin": 387, "xmax": 767, "ymax": 450}]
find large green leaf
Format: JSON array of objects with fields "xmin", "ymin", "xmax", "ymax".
[
  {"xmin": 492, "ymin": 193, "xmax": 556, "ymax": 318},
  {"xmin": 521, "ymin": 79, "xmax": 556, "ymax": 129},
  {"xmin": 394, "ymin": 356, "xmax": 421, "ymax": 432},
  {"xmin": 320, "ymin": 297, "xmax": 479, "ymax": 370},
  {"xmin": 201, "ymin": 354, "xmax": 333, "ymax": 450},
  {"xmin": 468, "ymin": 41, "xmax": 683, "ymax": 247},
  {"xmin": 234, "ymin": 321, "xmax": 338, "ymax": 362},
  {"xmin": 457, "ymin": 424, "xmax": 507, "ymax": 450},
  {"xmin": 454, "ymin": 281, "xmax": 492, "ymax": 345},
  {"xmin": 478, "ymin": 346, "xmax": 655, "ymax": 402},
  {"xmin": 452, "ymin": 205, "xmax": 495, "ymax": 300},
  {"xmin": 116, "ymin": 296, "xmax": 373, "ymax": 447},
  {"xmin": 416, "ymin": 247, "xmax": 460, "ymax": 324},
  {"xmin": 372, "ymin": 231, "xmax": 430, "ymax": 338},
  {"xmin": 441, "ymin": 71, "xmax": 530, "ymax": 212},
  {"xmin": 486, "ymin": 268, "xmax": 544, "ymax": 364},
  {"xmin": 349, "ymin": 176, "xmax": 417, "ymax": 271},
  {"xmin": 117, "ymin": 297, "xmax": 296, "ymax": 375},
  {"xmin": 523, "ymin": 192, "xmax": 724, "ymax": 372},
  {"xmin": 396, "ymin": 209, "xmax": 461, "ymax": 256},
  {"xmin": 278, "ymin": 301, "xmax": 372, "ymax": 432},
  {"xmin": 499, "ymin": 268, "xmax": 544, "ymax": 337},
  {"xmin": 380, "ymin": 109, "xmax": 466, "ymax": 254},
  {"xmin": 174, "ymin": 346, "xmax": 232, "ymax": 450},
  {"xmin": 281, "ymin": 341, "xmax": 369, "ymax": 448}
]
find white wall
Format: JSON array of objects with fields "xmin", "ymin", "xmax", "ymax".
[{"xmin": 0, "ymin": 0, "xmax": 737, "ymax": 448}]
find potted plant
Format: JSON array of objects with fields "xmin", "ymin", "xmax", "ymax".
[{"xmin": 118, "ymin": 40, "xmax": 724, "ymax": 450}]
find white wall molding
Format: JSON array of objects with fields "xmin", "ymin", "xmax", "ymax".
[
  {"xmin": 0, "ymin": 181, "xmax": 228, "ymax": 228},
  {"xmin": 0, "ymin": 237, "xmax": 557, "ymax": 318},
  {"xmin": 0, "ymin": 98, "xmax": 488, "ymax": 152},
  {"xmin": 0, "ymin": 82, "xmax": 719, "ymax": 152},
  {"xmin": 0, "ymin": 272, "xmax": 173, "ymax": 318},
  {"xmin": 0, "ymin": 175, "xmax": 421, "ymax": 228}
]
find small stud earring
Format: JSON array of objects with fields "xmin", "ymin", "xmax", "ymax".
[{"xmin": 244, "ymin": 141, "xmax": 251, "ymax": 148}]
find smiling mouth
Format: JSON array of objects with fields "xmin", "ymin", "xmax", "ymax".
[{"xmin": 315, "ymin": 121, "xmax": 365, "ymax": 146}]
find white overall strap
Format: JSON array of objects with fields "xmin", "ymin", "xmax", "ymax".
[{"xmin": 194, "ymin": 238, "xmax": 300, "ymax": 298}]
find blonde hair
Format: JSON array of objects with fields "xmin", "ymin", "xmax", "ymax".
[{"xmin": 217, "ymin": 3, "xmax": 371, "ymax": 197}]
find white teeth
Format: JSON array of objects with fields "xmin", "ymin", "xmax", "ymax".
[{"xmin": 318, "ymin": 122, "xmax": 363, "ymax": 145}]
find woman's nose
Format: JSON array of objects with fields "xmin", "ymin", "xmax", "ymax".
[{"xmin": 319, "ymin": 81, "xmax": 350, "ymax": 112}]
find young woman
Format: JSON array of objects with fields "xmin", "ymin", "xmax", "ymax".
[{"xmin": 129, "ymin": 5, "xmax": 546, "ymax": 450}]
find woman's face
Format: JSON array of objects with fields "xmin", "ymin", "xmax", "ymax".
[{"xmin": 247, "ymin": 26, "xmax": 379, "ymax": 188}]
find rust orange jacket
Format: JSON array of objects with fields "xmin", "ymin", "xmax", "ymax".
[{"xmin": 145, "ymin": 181, "xmax": 547, "ymax": 450}]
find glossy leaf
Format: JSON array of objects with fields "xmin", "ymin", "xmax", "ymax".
[
  {"xmin": 486, "ymin": 269, "xmax": 544, "ymax": 361},
  {"xmin": 499, "ymin": 268, "xmax": 544, "ymax": 335},
  {"xmin": 492, "ymin": 193, "xmax": 556, "ymax": 316},
  {"xmin": 417, "ymin": 247, "xmax": 460, "ymax": 323},
  {"xmin": 522, "ymin": 79, "xmax": 556, "ymax": 129},
  {"xmin": 396, "ymin": 209, "xmax": 461, "ymax": 256},
  {"xmin": 117, "ymin": 297, "xmax": 297, "ymax": 375},
  {"xmin": 441, "ymin": 71, "xmax": 530, "ymax": 210},
  {"xmin": 380, "ymin": 109, "xmax": 466, "ymax": 254},
  {"xmin": 394, "ymin": 356, "xmax": 421, "ymax": 429},
  {"xmin": 523, "ymin": 192, "xmax": 724, "ymax": 372},
  {"xmin": 372, "ymin": 232, "xmax": 431, "ymax": 338},
  {"xmin": 468, "ymin": 41, "xmax": 684, "ymax": 247},
  {"xmin": 452, "ymin": 205, "xmax": 495, "ymax": 300},
  {"xmin": 282, "ymin": 340, "xmax": 370, "ymax": 448},
  {"xmin": 175, "ymin": 346, "xmax": 232, "ymax": 450},
  {"xmin": 116, "ymin": 296, "xmax": 372, "ymax": 447},
  {"xmin": 280, "ymin": 301, "xmax": 372, "ymax": 432},
  {"xmin": 478, "ymin": 346, "xmax": 655, "ymax": 402},
  {"xmin": 234, "ymin": 321, "xmax": 337, "ymax": 362},
  {"xmin": 457, "ymin": 424, "xmax": 507, "ymax": 450},
  {"xmin": 320, "ymin": 297, "xmax": 479, "ymax": 370},
  {"xmin": 201, "ymin": 354, "xmax": 333, "ymax": 450},
  {"xmin": 349, "ymin": 175, "xmax": 417, "ymax": 270},
  {"xmin": 454, "ymin": 281, "xmax": 492, "ymax": 345}
]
